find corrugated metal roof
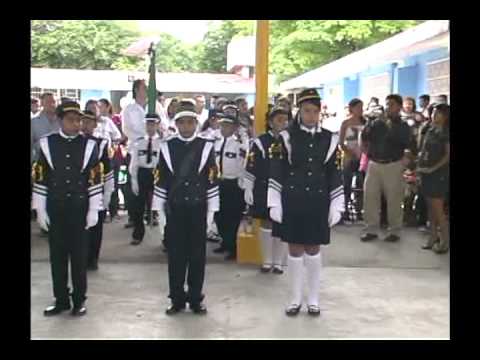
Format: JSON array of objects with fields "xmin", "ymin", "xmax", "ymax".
[
  {"xmin": 280, "ymin": 20, "xmax": 450, "ymax": 91},
  {"xmin": 30, "ymin": 68, "xmax": 255, "ymax": 94}
]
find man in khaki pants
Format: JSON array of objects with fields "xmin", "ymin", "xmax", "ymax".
[{"xmin": 360, "ymin": 94, "xmax": 412, "ymax": 242}]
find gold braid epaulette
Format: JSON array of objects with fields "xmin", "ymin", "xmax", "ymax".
[
  {"xmin": 31, "ymin": 162, "xmax": 44, "ymax": 182},
  {"xmin": 268, "ymin": 142, "xmax": 284, "ymax": 160},
  {"xmin": 209, "ymin": 165, "xmax": 219, "ymax": 183},
  {"xmin": 89, "ymin": 162, "xmax": 104, "ymax": 186},
  {"xmin": 335, "ymin": 149, "xmax": 342, "ymax": 170},
  {"xmin": 154, "ymin": 168, "xmax": 160, "ymax": 184}
]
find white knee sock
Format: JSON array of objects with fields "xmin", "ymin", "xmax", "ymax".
[
  {"xmin": 260, "ymin": 228, "xmax": 273, "ymax": 267},
  {"xmin": 272, "ymin": 237, "xmax": 287, "ymax": 269},
  {"xmin": 287, "ymin": 255, "xmax": 304, "ymax": 306},
  {"xmin": 304, "ymin": 252, "xmax": 322, "ymax": 307}
]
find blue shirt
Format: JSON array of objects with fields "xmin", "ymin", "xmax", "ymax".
[{"xmin": 31, "ymin": 112, "xmax": 60, "ymax": 162}]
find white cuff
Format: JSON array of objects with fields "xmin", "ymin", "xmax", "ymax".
[
  {"xmin": 32, "ymin": 191, "xmax": 47, "ymax": 211},
  {"xmin": 89, "ymin": 192, "xmax": 103, "ymax": 212}
]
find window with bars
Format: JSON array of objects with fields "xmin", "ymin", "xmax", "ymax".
[
  {"xmin": 361, "ymin": 72, "xmax": 391, "ymax": 106},
  {"xmin": 427, "ymin": 58, "xmax": 450, "ymax": 98},
  {"xmin": 30, "ymin": 88, "xmax": 80, "ymax": 102}
]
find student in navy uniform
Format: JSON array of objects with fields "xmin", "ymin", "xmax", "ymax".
[
  {"xmin": 267, "ymin": 89, "xmax": 344, "ymax": 317},
  {"xmin": 244, "ymin": 106, "xmax": 289, "ymax": 274},
  {"xmin": 81, "ymin": 110, "xmax": 114, "ymax": 270},
  {"xmin": 151, "ymin": 101, "xmax": 219, "ymax": 315},
  {"xmin": 212, "ymin": 113, "xmax": 249, "ymax": 260},
  {"xmin": 129, "ymin": 113, "xmax": 164, "ymax": 245},
  {"xmin": 32, "ymin": 101, "xmax": 103, "ymax": 317}
]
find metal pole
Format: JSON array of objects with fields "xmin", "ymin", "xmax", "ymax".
[
  {"xmin": 238, "ymin": 20, "xmax": 269, "ymax": 265},
  {"xmin": 254, "ymin": 20, "xmax": 269, "ymax": 136}
]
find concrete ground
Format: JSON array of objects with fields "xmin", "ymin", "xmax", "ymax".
[{"xmin": 31, "ymin": 214, "xmax": 449, "ymax": 339}]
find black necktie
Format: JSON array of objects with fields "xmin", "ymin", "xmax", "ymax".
[
  {"xmin": 146, "ymin": 137, "xmax": 152, "ymax": 164},
  {"xmin": 219, "ymin": 137, "xmax": 227, "ymax": 175}
]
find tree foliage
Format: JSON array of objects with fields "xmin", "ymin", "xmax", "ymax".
[
  {"xmin": 31, "ymin": 20, "xmax": 142, "ymax": 70},
  {"xmin": 32, "ymin": 20, "xmax": 424, "ymax": 81},
  {"xmin": 270, "ymin": 20, "xmax": 424, "ymax": 82}
]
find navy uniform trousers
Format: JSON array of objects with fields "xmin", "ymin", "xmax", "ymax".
[
  {"xmin": 132, "ymin": 167, "xmax": 155, "ymax": 241},
  {"xmin": 165, "ymin": 203, "xmax": 207, "ymax": 306},
  {"xmin": 215, "ymin": 179, "xmax": 245, "ymax": 255},
  {"xmin": 47, "ymin": 197, "xmax": 89, "ymax": 306}
]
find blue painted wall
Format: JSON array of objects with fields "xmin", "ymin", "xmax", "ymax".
[
  {"xmin": 343, "ymin": 76, "xmax": 360, "ymax": 105},
  {"xmin": 413, "ymin": 47, "xmax": 449, "ymax": 97},
  {"xmin": 80, "ymin": 89, "xmax": 111, "ymax": 109},
  {"xmin": 397, "ymin": 65, "xmax": 418, "ymax": 98}
]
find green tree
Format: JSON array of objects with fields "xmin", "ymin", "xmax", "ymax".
[
  {"xmin": 31, "ymin": 20, "xmax": 142, "ymax": 70},
  {"xmin": 195, "ymin": 20, "xmax": 255, "ymax": 73},
  {"xmin": 155, "ymin": 33, "xmax": 199, "ymax": 72},
  {"xmin": 270, "ymin": 20, "xmax": 424, "ymax": 83}
]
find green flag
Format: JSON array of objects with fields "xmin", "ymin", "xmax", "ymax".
[{"xmin": 147, "ymin": 42, "xmax": 157, "ymax": 115}]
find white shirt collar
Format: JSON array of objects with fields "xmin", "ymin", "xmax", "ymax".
[
  {"xmin": 178, "ymin": 132, "xmax": 197, "ymax": 142},
  {"xmin": 300, "ymin": 124, "xmax": 321, "ymax": 134},
  {"xmin": 59, "ymin": 129, "xmax": 80, "ymax": 139},
  {"xmin": 145, "ymin": 133, "xmax": 160, "ymax": 140}
]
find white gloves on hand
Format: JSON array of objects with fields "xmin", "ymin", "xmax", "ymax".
[
  {"xmin": 207, "ymin": 211, "xmax": 215, "ymax": 234},
  {"xmin": 37, "ymin": 209, "xmax": 50, "ymax": 231},
  {"xmin": 269, "ymin": 207, "xmax": 282, "ymax": 224},
  {"xmin": 328, "ymin": 207, "xmax": 342, "ymax": 228},
  {"xmin": 244, "ymin": 188, "xmax": 254, "ymax": 206},
  {"xmin": 131, "ymin": 181, "xmax": 139, "ymax": 196},
  {"xmin": 85, "ymin": 210, "xmax": 99, "ymax": 229}
]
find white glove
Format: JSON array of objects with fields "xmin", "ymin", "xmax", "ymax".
[
  {"xmin": 37, "ymin": 208, "xmax": 50, "ymax": 231},
  {"xmin": 207, "ymin": 211, "xmax": 215, "ymax": 234},
  {"xmin": 328, "ymin": 208, "xmax": 342, "ymax": 227},
  {"xmin": 103, "ymin": 192, "xmax": 112, "ymax": 211},
  {"xmin": 131, "ymin": 180, "xmax": 139, "ymax": 196},
  {"xmin": 157, "ymin": 210, "xmax": 166, "ymax": 228},
  {"xmin": 328, "ymin": 195, "xmax": 345, "ymax": 227},
  {"xmin": 269, "ymin": 207, "xmax": 282, "ymax": 224},
  {"xmin": 244, "ymin": 188, "xmax": 254, "ymax": 206},
  {"xmin": 85, "ymin": 210, "xmax": 99, "ymax": 229}
]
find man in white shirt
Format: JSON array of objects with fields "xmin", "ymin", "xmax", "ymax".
[
  {"xmin": 120, "ymin": 79, "xmax": 147, "ymax": 227},
  {"xmin": 194, "ymin": 95, "xmax": 209, "ymax": 127}
]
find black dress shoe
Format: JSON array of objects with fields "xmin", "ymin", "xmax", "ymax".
[
  {"xmin": 130, "ymin": 238, "xmax": 142, "ymax": 246},
  {"xmin": 307, "ymin": 305, "xmax": 321, "ymax": 316},
  {"xmin": 272, "ymin": 267, "xmax": 284, "ymax": 275},
  {"xmin": 384, "ymin": 234, "xmax": 400, "ymax": 242},
  {"xmin": 213, "ymin": 246, "xmax": 226, "ymax": 254},
  {"xmin": 124, "ymin": 221, "xmax": 134, "ymax": 229},
  {"xmin": 165, "ymin": 304, "xmax": 186, "ymax": 315},
  {"xmin": 71, "ymin": 303, "xmax": 87, "ymax": 317},
  {"xmin": 189, "ymin": 303, "xmax": 207, "ymax": 315},
  {"xmin": 44, "ymin": 302, "xmax": 71, "ymax": 316},
  {"xmin": 224, "ymin": 253, "xmax": 237, "ymax": 261},
  {"xmin": 285, "ymin": 304, "xmax": 301, "ymax": 316},
  {"xmin": 361, "ymin": 233, "xmax": 378, "ymax": 242}
]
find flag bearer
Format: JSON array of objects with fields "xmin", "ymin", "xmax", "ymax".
[{"xmin": 129, "ymin": 113, "xmax": 163, "ymax": 245}]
